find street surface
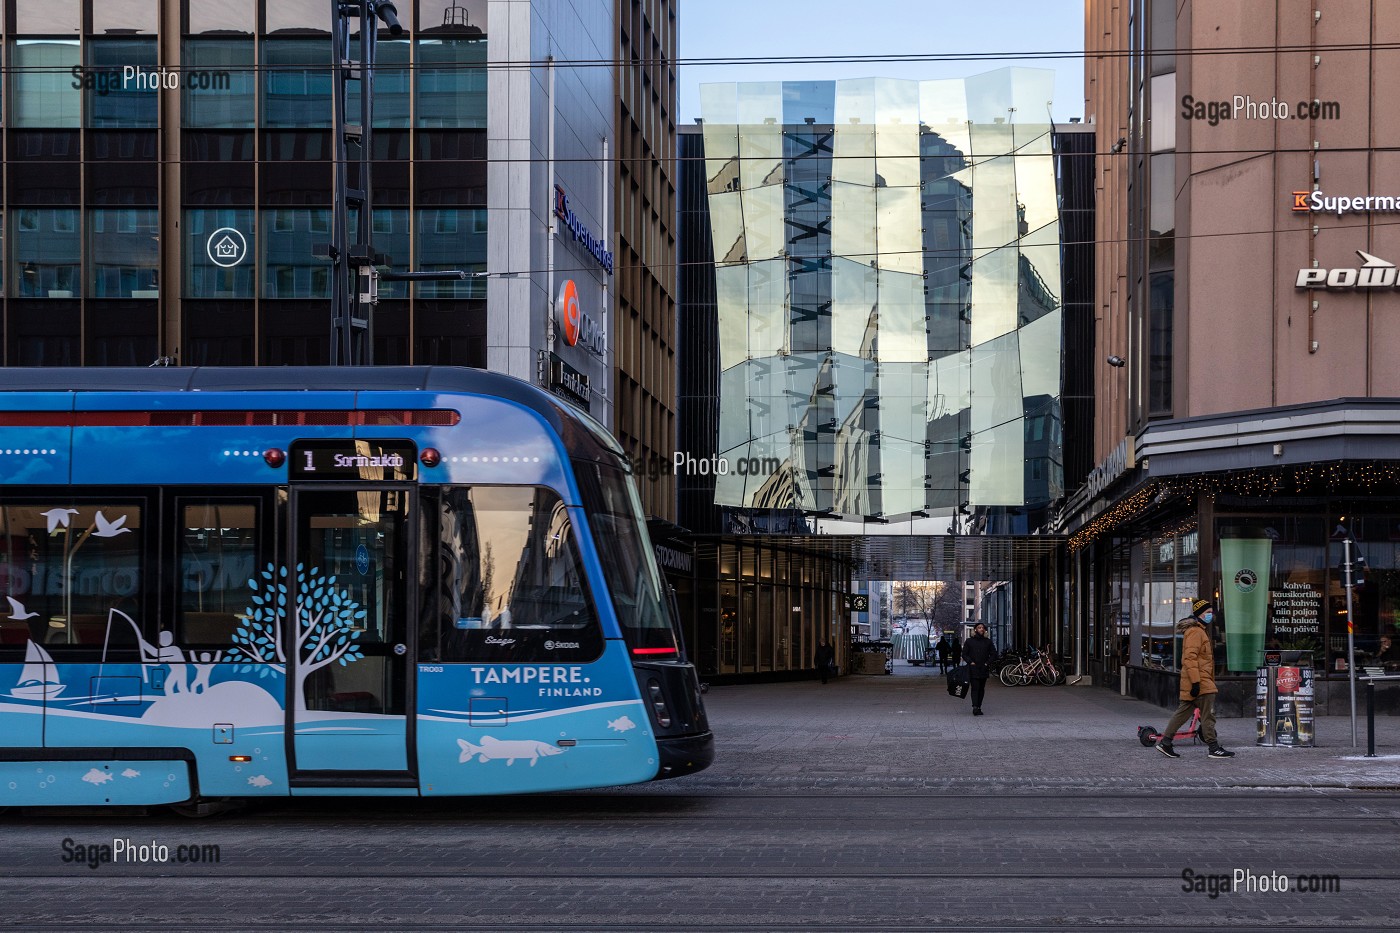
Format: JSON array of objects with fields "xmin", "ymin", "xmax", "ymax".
[{"xmin": 4, "ymin": 665, "xmax": 1399, "ymax": 931}]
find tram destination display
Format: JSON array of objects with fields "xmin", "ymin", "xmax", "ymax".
[{"xmin": 289, "ymin": 439, "xmax": 418, "ymax": 481}]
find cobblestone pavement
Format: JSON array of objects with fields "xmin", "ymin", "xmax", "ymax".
[
  {"xmin": 663, "ymin": 664, "xmax": 1400, "ymax": 794},
  {"xmin": 3, "ymin": 669, "xmax": 1398, "ymax": 931}
]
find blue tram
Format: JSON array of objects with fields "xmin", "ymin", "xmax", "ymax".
[{"xmin": 0, "ymin": 367, "xmax": 711, "ymax": 807}]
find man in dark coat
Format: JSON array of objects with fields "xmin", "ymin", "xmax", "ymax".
[
  {"xmin": 961, "ymin": 624, "xmax": 996, "ymax": 715},
  {"xmin": 935, "ymin": 634, "xmax": 951, "ymax": 674},
  {"xmin": 814, "ymin": 640, "xmax": 835, "ymax": 684},
  {"xmin": 950, "ymin": 635, "xmax": 963, "ymax": 668},
  {"xmin": 1156, "ymin": 599, "xmax": 1234, "ymax": 759}
]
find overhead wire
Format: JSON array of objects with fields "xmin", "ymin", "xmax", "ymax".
[
  {"xmin": 10, "ymin": 37, "xmax": 1384, "ymax": 280},
  {"xmin": 14, "ymin": 39, "xmax": 1400, "ymax": 71}
]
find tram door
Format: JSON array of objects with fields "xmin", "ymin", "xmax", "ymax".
[{"xmin": 289, "ymin": 488, "xmax": 414, "ymax": 777}]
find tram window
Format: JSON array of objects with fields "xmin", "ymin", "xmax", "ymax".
[
  {"xmin": 573, "ymin": 461, "xmax": 678, "ymax": 653},
  {"xmin": 177, "ymin": 501, "xmax": 260, "ymax": 648},
  {"xmin": 433, "ymin": 486, "xmax": 602, "ymax": 663},
  {"xmin": 0, "ymin": 502, "xmax": 145, "ymax": 660}
]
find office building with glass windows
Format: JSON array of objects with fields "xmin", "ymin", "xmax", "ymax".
[{"xmin": 0, "ymin": 0, "xmax": 677, "ymax": 461}]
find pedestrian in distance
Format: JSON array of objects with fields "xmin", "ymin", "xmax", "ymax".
[
  {"xmin": 1156, "ymin": 598, "xmax": 1235, "ymax": 759},
  {"xmin": 935, "ymin": 634, "xmax": 950, "ymax": 674},
  {"xmin": 961, "ymin": 624, "xmax": 996, "ymax": 715},
  {"xmin": 950, "ymin": 634, "xmax": 963, "ymax": 669},
  {"xmin": 814, "ymin": 639, "xmax": 835, "ymax": 685}
]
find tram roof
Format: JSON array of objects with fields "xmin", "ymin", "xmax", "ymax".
[
  {"xmin": 0, "ymin": 365, "xmax": 627, "ymax": 464},
  {"xmin": 687, "ymin": 533, "xmax": 1066, "ymax": 580}
]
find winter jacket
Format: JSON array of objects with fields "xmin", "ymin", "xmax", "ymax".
[
  {"xmin": 961, "ymin": 633, "xmax": 997, "ymax": 679},
  {"xmin": 1177, "ymin": 617, "xmax": 1218, "ymax": 701}
]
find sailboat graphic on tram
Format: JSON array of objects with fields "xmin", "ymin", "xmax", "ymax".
[{"xmin": 11, "ymin": 641, "xmax": 64, "ymax": 700}]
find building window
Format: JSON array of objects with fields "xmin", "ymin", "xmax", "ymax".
[
  {"xmin": 418, "ymin": 0, "xmax": 489, "ymax": 34},
  {"xmin": 262, "ymin": 39, "xmax": 333, "ymax": 129},
  {"xmin": 11, "ymin": 39, "xmax": 81, "ymax": 128},
  {"xmin": 348, "ymin": 38, "xmax": 412, "ymax": 127},
  {"xmin": 182, "ymin": 38, "xmax": 256, "ymax": 129},
  {"xmin": 13, "ymin": 208, "xmax": 81, "ymax": 297},
  {"xmin": 262, "ymin": 208, "xmax": 332, "ymax": 298},
  {"xmin": 186, "ymin": 0, "xmax": 256, "ymax": 35},
  {"xmin": 14, "ymin": 0, "xmax": 80, "ymax": 36},
  {"xmin": 1149, "ymin": 271, "xmax": 1173, "ymax": 416},
  {"xmin": 416, "ymin": 208, "xmax": 485, "ymax": 298},
  {"xmin": 90, "ymin": 209, "xmax": 159, "ymax": 298},
  {"xmin": 86, "ymin": 38, "xmax": 159, "ymax": 128},
  {"xmin": 366, "ymin": 208, "xmax": 410, "ymax": 298},
  {"xmin": 183, "ymin": 208, "xmax": 256, "ymax": 299},
  {"xmin": 265, "ymin": 0, "xmax": 334, "ymax": 35},
  {"xmin": 416, "ymin": 37, "xmax": 487, "ymax": 128}
]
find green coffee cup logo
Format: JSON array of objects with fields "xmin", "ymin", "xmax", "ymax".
[{"xmin": 1234, "ymin": 568, "xmax": 1258, "ymax": 593}]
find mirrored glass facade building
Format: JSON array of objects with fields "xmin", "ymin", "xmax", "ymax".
[{"xmin": 697, "ymin": 69, "xmax": 1064, "ymax": 521}]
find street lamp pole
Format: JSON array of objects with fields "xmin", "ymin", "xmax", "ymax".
[
  {"xmin": 326, "ymin": 1, "xmax": 479, "ymax": 365},
  {"xmin": 328, "ymin": 0, "xmax": 401, "ymax": 366},
  {"xmin": 1342, "ymin": 534, "xmax": 1357, "ymax": 747}
]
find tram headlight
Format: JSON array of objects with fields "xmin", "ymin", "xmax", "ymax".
[{"xmin": 646, "ymin": 679, "xmax": 672, "ymax": 728}]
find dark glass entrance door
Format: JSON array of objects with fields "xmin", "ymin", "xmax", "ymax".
[{"xmin": 290, "ymin": 488, "xmax": 413, "ymax": 774}]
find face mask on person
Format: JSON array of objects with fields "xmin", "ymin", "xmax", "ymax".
[{"xmin": 1201, "ymin": 611, "xmax": 1215, "ymax": 624}]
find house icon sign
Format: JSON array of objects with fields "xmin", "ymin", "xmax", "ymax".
[{"xmin": 206, "ymin": 227, "xmax": 247, "ymax": 268}]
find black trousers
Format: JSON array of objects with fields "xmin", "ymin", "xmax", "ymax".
[{"xmin": 970, "ymin": 675, "xmax": 988, "ymax": 709}]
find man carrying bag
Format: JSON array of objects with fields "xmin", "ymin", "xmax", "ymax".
[{"xmin": 947, "ymin": 662, "xmax": 969, "ymax": 698}]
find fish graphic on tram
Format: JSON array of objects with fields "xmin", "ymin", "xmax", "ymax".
[{"xmin": 0, "ymin": 367, "xmax": 712, "ymax": 810}]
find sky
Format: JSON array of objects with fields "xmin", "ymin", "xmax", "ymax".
[{"xmin": 678, "ymin": 0, "xmax": 1086, "ymax": 125}]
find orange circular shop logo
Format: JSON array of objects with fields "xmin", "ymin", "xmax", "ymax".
[
  {"xmin": 1277, "ymin": 666, "xmax": 1301, "ymax": 694},
  {"xmin": 558, "ymin": 279, "xmax": 580, "ymax": 347}
]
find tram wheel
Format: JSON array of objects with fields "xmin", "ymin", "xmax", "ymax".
[{"xmin": 169, "ymin": 798, "xmax": 237, "ymax": 819}]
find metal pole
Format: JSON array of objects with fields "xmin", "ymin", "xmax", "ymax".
[
  {"xmin": 329, "ymin": 0, "xmax": 352, "ymax": 365},
  {"xmin": 1365, "ymin": 679, "xmax": 1376, "ymax": 758},
  {"xmin": 1345, "ymin": 536, "xmax": 1357, "ymax": 747}
]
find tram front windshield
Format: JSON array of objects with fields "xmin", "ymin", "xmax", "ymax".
[{"xmin": 574, "ymin": 460, "xmax": 678, "ymax": 655}]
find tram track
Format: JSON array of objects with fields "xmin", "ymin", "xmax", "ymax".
[
  {"xmin": 0, "ymin": 918, "xmax": 1360, "ymax": 924},
  {"xmin": 5, "ymin": 787, "xmax": 1400, "ymax": 827},
  {"xmin": 4, "ymin": 789, "xmax": 1393, "ymax": 929},
  {"xmin": 2, "ymin": 862, "xmax": 1400, "ymax": 874}
]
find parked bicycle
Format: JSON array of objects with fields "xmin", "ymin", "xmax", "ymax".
[
  {"xmin": 998, "ymin": 648, "xmax": 1067, "ymax": 686},
  {"xmin": 990, "ymin": 648, "xmax": 1025, "ymax": 675}
]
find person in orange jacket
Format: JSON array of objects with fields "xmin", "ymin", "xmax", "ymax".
[{"xmin": 1156, "ymin": 598, "xmax": 1235, "ymax": 759}]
